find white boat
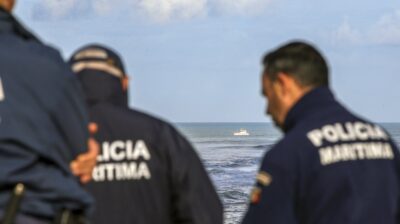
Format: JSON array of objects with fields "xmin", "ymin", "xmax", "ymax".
[{"xmin": 233, "ymin": 129, "xmax": 250, "ymax": 136}]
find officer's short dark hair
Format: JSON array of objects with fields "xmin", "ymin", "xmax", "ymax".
[{"xmin": 262, "ymin": 41, "xmax": 329, "ymax": 87}]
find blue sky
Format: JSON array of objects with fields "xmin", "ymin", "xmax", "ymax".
[{"xmin": 14, "ymin": 0, "xmax": 400, "ymax": 122}]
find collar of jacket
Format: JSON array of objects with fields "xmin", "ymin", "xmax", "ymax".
[
  {"xmin": 283, "ymin": 86, "xmax": 336, "ymax": 133},
  {"xmin": 0, "ymin": 7, "xmax": 40, "ymax": 42},
  {"xmin": 77, "ymin": 69, "xmax": 129, "ymax": 108}
]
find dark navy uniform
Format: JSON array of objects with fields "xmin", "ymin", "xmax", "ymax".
[
  {"xmin": 0, "ymin": 8, "xmax": 92, "ymax": 220},
  {"xmin": 243, "ymin": 87, "xmax": 400, "ymax": 224},
  {"xmin": 69, "ymin": 45, "xmax": 223, "ymax": 224}
]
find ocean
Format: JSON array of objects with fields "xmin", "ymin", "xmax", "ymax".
[{"xmin": 175, "ymin": 122, "xmax": 400, "ymax": 224}]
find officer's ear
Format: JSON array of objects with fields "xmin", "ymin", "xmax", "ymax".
[
  {"xmin": 275, "ymin": 72, "xmax": 293, "ymax": 96},
  {"xmin": 276, "ymin": 72, "xmax": 308, "ymax": 104},
  {"xmin": 121, "ymin": 76, "xmax": 129, "ymax": 92}
]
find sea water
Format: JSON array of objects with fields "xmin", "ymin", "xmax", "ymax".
[{"xmin": 175, "ymin": 122, "xmax": 400, "ymax": 224}]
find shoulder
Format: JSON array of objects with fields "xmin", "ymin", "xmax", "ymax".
[
  {"xmin": 0, "ymin": 37, "xmax": 78, "ymax": 102},
  {"xmin": 266, "ymin": 126, "xmax": 315, "ymax": 157},
  {"xmin": 129, "ymin": 109, "xmax": 185, "ymax": 140},
  {"xmin": 261, "ymin": 132, "xmax": 309, "ymax": 168},
  {"xmin": 91, "ymin": 105, "xmax": 187, "ymax": 144},
  {"xmin": 93, "ymin": 105, "xmax": 173, "ymax": 130},
  {"xmin": 259, "ymin": 123, "xmax": 322, "ymax": 178},
  {"xmin": 0, "ymin": 38, "xmax": 73, "ymax": 82},
  {"xmin": 129, "ymin": 108, "xmax": 184, "ymax": 138},
  {"xmin": 33, "ymin": 44, "xmax": 73, "ymax": 78},
  {"xmin": 0, "ymin": 33, "xmax": 66, "ymax": 67},
  {"xmin": 123, "ymin": 109, "xmax": 194, "ymax": 155}
]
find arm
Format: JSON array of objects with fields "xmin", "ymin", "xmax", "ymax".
[
  {"xmin": 62, "ymin": 78, "xmax": 99, "ymax": 184},
  {"xmin": 70, "ymin": 130, "xmax": 99, "ymax": 184},
  {"xmin": 242, "ymin": 148, "xmax": 298, "ymax": 224},
  {"xmin": 52, "ymin": 63, "xmax": 98, "ymax": 183},
  {"xmin": 53, "ymin": 72, "xmax": 90, "ymax": 157},
  {"xmin": 390, "ymin": 140, "xmax": 400, "ymax": 224},
  {"xmin": 162, "ymin": 124, "xmax": 223, "ymax": 224}
]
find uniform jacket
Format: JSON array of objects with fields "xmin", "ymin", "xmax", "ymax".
[
  {"xmin": 77, "ymin": 69, "xmax": 223, "ymax": 224},
  {"xmin": 243, "ymin": 87, "xmax": 400, "ymax": 224},
  {"xmin": 0, "ymin": 9, "xmax": 92, "ymax": 218}
]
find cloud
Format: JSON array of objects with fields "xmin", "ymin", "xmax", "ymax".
[
  {"xmin": 213, "ymin": 0, "xmax": 272, "ymax": 15},
  {"xmin": 91, "ymin": 0, "xmax": 122, "ymax": 15},
  {"xmin": 33, "ymin": 0, "xmax": 85, "ymax": 20},
  {"xmin": 32, "ymin": 0, "xmax": 126, "ymax": 20},
  {"xmin": 331, "ymin": 20, "xmax": 362, "ymax": 44},
  {"xmin": 32, "ymin": 0, "xmax": 273, "ymax": 22},
  {"xmin": 332, "ymin": 11, "xmax": 400, "ymax": 46},
  {"xmin": 369, "ymin": 10, "xmax": 400, "ymax": 45},
  {"xmin": 135, "ymin": 0, "xmax": 207, "ymax": 22}
]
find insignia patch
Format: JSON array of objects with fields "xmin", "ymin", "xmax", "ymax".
[
  {"xmin": 107, "ymin": 59, "xmax": 115, "ymax": 65},
  {"xmin": 250, "ymin": 187, "xmax": 262, "ymax": 204},
  {"xmin": 256, "ymin": 171, "xmax": 272, "ymax": 186},
  {"xmin": 0, "ymin": 78, "xmax": 5, "ymax": 101}
]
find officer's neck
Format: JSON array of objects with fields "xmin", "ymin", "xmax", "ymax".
[
  {"xmin": 0, "ymin": 0, "xmax": 14, "ymax": 14},
  {"xmin": 0, "ymin": 6, "xmax": 13, "ymax": 31},
  {"xmin": 0, "ymin": 5, "xmax": 11, "ymax": 16},
  {"xmin": 276, "ymin": 84, "xmax": 313, "ymax": 130}
]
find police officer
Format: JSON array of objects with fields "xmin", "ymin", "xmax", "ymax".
[
  {"xmin": 0, "ymin": 1, "xmax": 98, "ymax": 223},
  {"xmin": 69, "ymin": 44, "xmax": 223, "ymax": 224},
  {"xmin": 242, "ymin": 41, "xmax": 400, "ymax": 224}
]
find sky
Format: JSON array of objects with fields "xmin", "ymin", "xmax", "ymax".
[{"xmin": 13, "ymin": 0, "xmax": 400, "ymax": 123}]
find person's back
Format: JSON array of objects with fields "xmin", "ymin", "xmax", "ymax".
[
  {"xmin": 242, "ymin": 41, "xmax": 400, "ymax": 224},
  {"xmin": 69, "ymin": 44, "xmax": 223, "ymax": 224},
  {"xmin": 272, "ymin": 87, "xmax": 400, "ymax": 224},
  {"xmin": 0, "ymin": 6, "xmax": 93, "ymax": 221},
  {"xmin": 292, "ymin": 88, "xmax": 400, "ymax": 224}
]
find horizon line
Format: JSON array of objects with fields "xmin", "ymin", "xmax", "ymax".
[{"xmin": 172, "ymin": 121, "xmax": 400, "ymax": 124}]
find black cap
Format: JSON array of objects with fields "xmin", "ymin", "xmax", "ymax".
[{"xmin": 69, "ymin": 44, "xmax": 126, "ymax": 78}]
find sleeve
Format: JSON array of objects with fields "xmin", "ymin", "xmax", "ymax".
[
  {"xmin": 161, "ymin": 124, "xmax": 223, "ymax": 224},
  {"xmin": 382, "ymin": 129, "xmax": 400, "ymax": 224},
  {"xmin": 390, "ymin": 140, "xmax": 400, "ymax": 224},
  {"xmin": 52, "ymin": 67, "xmax": 90, "ymax": 159},
  {"xmin": 242, "ymin": 146, "xmax": 298, "ymax": 224}
]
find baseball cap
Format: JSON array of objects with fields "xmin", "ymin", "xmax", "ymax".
[{"xmin": 69, "ymin": 44, "xmax": 126, "ymax": 79}]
